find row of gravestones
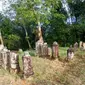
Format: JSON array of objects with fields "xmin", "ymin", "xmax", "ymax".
[
  {"xmin": 36, "ymin": 41, "xmax": 59, "ymax": 59},
  {"xmin": 0, "ymin": 41, "xmax": 84, "ymax": 78},
  {"xmin": 36, "ymin": 41, "xmax": 85, "ymax": 61},
  {"xmin": 0, "ymin": 45, "xmax": 34, "ymax": 78}
]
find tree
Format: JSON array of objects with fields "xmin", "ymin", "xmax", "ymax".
[{"xmin": 10, "ymin": 0, "xmax": 60, "ymax": 43}]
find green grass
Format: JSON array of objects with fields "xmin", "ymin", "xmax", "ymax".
[{"xmin": 0, "ymin": 47, "xmax": 85, "ymax": 85}]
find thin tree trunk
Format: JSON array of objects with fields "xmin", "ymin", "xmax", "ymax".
[
  {"xmin": 37, "ymin": 21, "xmax": 43, "ymax": 41},
  {"xmin": 24, "ymin": 27, "xmax": 32, "ymax": 49},
  {"xmin": 0, "ymin": 31, "xmax": 3, "ymax": 45}
]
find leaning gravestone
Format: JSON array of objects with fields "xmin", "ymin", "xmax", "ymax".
[
  {"xmin": 10, "ymin": 52, "xmax": 20, "ymax": 73},
  {"xmin": 67, "ymin": 46, "xmax": 74, "ymax": 61},
  {"xmin": 22, "ymin": 52, "xmax": 34, "ymax": 78},
  {"xmin": 52, "ymin": 41, "xmax": 59, "ymax": 59}
]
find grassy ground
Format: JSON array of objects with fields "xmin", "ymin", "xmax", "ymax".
[{"xmin": 0, "ymin": 47, "xmax": 85, "ymax": 85}]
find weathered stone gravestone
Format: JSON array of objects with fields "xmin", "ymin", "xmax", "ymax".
[
  {"xmin": 48, "ymin": 47, "xmax": 52, "ymax": 59},
  {"xmin": 74, "ymin": 42, "xmax": 78, "ymax": 51},
  {"xmin": 83, "ymin": 42, "xmax": 85, "ymax": 50},
  {"xmin": 79, "ymin": 41, "xmax": 83, "ymax": 49},
  {"xmin": 36, "ymin": 36, "xmax": 44, "ymax": 57},
  {"xmin": 22, "ymin": 52, "xmax": 34, "ymax": 78},
  {"xmin": 1, "ymin": 50, "xmax": 10, "ymax": 71},
  {"xmin": 52, "ymin": 41, "xmax": 59, "ymax": 59},
  {"xmin": 42, "ymin": 43, "xmax": 48, "ymax": 57},
  {"xmin": 67, "ymin": 46, "xmax": 74, "ymax": 60},
  {"xmin": 36, "ymin": 42, "xmax": 43, "ymax": 57},
  {"xmin": 10, "ymin": 52, "xmax": 20, "ymax": 73}
]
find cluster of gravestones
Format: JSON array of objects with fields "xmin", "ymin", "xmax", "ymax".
[
  {"xmin": 36, "ymin": 41, "xmax": 74, "ymax": 60},
  {"xmin": 67, "ymin": 41, "xmax": 85, "ymax": 61},
  {"xmin": 36, "ymin": 41, "xmax": 85, "ymax": 61},
  {"xmin": 36, "ymin": 41, "xmax": 59, "ymax": 59},
  {"xmin": 0, "ymin": 45, "xmax": 34, "ymax": 78},
  {"xmin": 0, "ymin": 41, "xmax": 84, "ymax": 78}
]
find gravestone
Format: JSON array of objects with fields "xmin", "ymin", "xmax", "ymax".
[
  {"xmin": 67, "ymin": 46, "xmax": 74, "ymax": 60},
  {"xmin": 74, "ymin": 42, "xmax": 78, "ymax": 51},
  {"xmin": 48, "ymin": 47, "xmax": 52, "ymax": 59},
  {"xmin": 36, "ymin": 36, "xmax": 44, "ymax": 57},
  {"xmin": 83, "ymin": 42, "xmax": 85, "ymax": 50},
  {"xmin": 52, "ymin": 41, "xmax": 59, "ymax": 59},
  {"xmin": 42, "ymin": 43, "xmax": 48, "ymax": 57},
  {"xmin": 22, "ymin": 52, "xmax": 34, "ymax": 78},
  {"xmin": 10, "ymin": 52, "xmax": 20, "ymax": 73},
  {"xmin": 79, "ymin": 41, "xmax": 83, "ymax": 49},
  {"xmin": 36, "ymin": 42, "xmax": 43, "ymax": 57},
  {"xmin": 1, "ymin": 50, "xmax": 10, "ymax": 71}
]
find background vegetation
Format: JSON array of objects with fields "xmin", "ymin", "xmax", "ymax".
[{"xmin": 0, "ymin": 0, "xmax": 85, "ymax": 50}]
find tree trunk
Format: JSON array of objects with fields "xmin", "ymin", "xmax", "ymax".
[
  {"xmin": 0, "ymin": 31, "xmax": 3, "ymax": 45},
  {"xmin": 37, "ymin": 21, "xmax": 43, "ymax": 41},
  {"xmin": 24, "ymin": 27, "xmax": 32, "ymax": 49}
]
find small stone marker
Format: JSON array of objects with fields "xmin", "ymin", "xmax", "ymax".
[
  {"xmin": 52, "ymin": 41, "xmax": 59, "ymax": 59},
  {"xmin": 10, "ymin": 52, "xmax": 20, "ymax": 73},
  {"xmin": 67, "ymin": 46, "xmax": 74, "ymax": 60},
  {"xmin": 22, "ymin": 52, "xmax": 34, "ymax": 78}
]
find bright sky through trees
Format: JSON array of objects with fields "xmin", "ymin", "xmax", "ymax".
[{"xmin": 0, "ymin": 1, "xmax": 2, "ymax": 12}]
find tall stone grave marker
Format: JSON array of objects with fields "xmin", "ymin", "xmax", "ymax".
[
  {"xmin": 22, "ymin": 52, "xmax": 34, "ymax": 78},
  {"xmin": 52, "ymin": 41, "xmax": 59, "ymax": 59},
  {"xmin": 10, "ymin": 52, "xmax": 20, "ymax": 73},
  {"xmin": 42, "ymin": 43, "xmax": 48, "ymax": 57}
]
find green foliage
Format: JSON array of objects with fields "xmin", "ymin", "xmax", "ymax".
[
  {"xmin": 0, "ymin": 0, "xmax": 85, "ymax": 50},
  {"xmin": 4, "ymin": 34, "xmax": 21, "ymax": 50}
]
